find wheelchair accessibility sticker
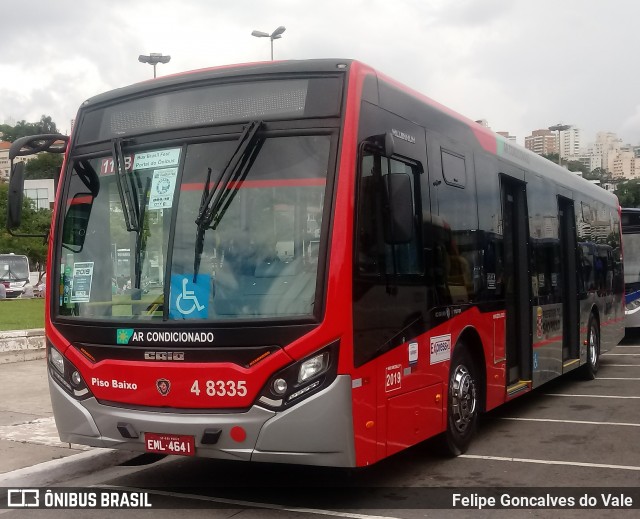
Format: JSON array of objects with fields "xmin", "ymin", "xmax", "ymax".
[{"xmin": 169, "ymin": 274, "xmax": 210, "ymax": 319}]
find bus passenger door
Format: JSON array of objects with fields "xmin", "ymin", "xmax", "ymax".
[
  {"xmin": 501, "ymin": 176, "xmax": 532, "ymax": 390},
  {"xmin": 558, "ymin": 197, "xmax": 579, "ymax": 365}
]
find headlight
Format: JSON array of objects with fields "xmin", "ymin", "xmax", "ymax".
[
  {"xmin": 257, "ymin": 341, "xmax": 339, "ymax": 410},
  {"xmin": 49, "ymin": 347, "xmax": 65, "ymax": 375},
  {"xmin": 298, "ymin": 352, "xmax": 329, "ymax": 383},
  {"xmin": 47, "ymin": 343, "xmax": 91, "ymax": 400}
]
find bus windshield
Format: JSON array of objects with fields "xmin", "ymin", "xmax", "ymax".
[
  {"xmin": 57, "ymin": 133, "xmax": 331, "ymax": 322},
  {"xmin": 0, "ymin": 255, "xmax": 30, "ymax": 282}
]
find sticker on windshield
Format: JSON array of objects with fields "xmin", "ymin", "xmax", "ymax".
[
  {"xmin": 148, "ymin": 168, "xmax": 178, "ymax": 209},
  {"xmin": 134, "ymin": 148, "xmax": 181, "ymax": 170},
  {"xmin": 70, "ymin": 262, "xmax": 94, "ymax": 303},
  {"xmin": 169, "ymin": 274, "xmax": 210, "ymax": 319}
]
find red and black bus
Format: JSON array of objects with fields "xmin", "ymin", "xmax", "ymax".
[{"xmin": 7, "ymin": 59, "xmax": 624, "ymax": 466}]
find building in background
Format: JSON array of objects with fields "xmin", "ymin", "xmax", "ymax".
[
  {"xmin": 497, "ymin": 131, "xmax": 517, "ymax": 142},
  {"xmin": 23, "ymin": 179, "xmax": 55, "ymax": 210},
  {"xmin": 574, "ymin": 153, "xmax": 602, "ymax": 172},
  {"xmin": 559, "ymin": 127, "xmax": 582, "ymax": 160},
  {"xmin": 524, "ymin": 129, "xmax": 558, "ymax": 156},
  {"xmin": 0, "ymin": 141, "xmax": 39, "ymax": 183},
  {"xmin": 0, "ymin": 141, "xmax": 10, "ymax": 181}
]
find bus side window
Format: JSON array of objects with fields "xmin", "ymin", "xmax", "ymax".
[
  {"xmin": 356, "ymin": 153, "xmax": 380, "ymax": 275},
  {"xmin": 430, "ymin": 147, "xmax": 478, "ymax": 303},
  {"xmin": 355, "ymin": 150, "xmax": 422, "ymax": 277}
]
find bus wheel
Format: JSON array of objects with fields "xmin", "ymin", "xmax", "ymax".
[
  {"xmin": 580, "ymin": 315, "xmax": 600, "ymax": 380},
  {"xmin": 443, "ymin": 346, "xmax": 478, "ymax": 456}
]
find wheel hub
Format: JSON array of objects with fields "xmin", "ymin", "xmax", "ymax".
[{"xmin": 451, "ymin": 365, "xmax": 476, "ymax": 434}]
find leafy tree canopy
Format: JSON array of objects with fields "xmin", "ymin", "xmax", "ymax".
[
  {"xmin": 25, "ymin": 153, "xmax": 63, "ymax": 180},
  {"xmin": 0, "ymin": 115, "xmax": 59, "ymax": 142},
  {"xmin": 615, "ymin": 180, "xmax": 640, "ymax": 208},
  {"xmin": 541, "ymin": 153, "xmax": 590, "ymax": 175}
]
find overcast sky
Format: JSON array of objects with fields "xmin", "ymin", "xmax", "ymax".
[{"xmin": 1, "ymin": 0, "xmax": 639, "ymax": 146}]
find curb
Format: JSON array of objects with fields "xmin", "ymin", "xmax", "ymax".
[
  {"xmin": 0, "ymin": 448, "xmax": 139, "ymax": 487},
  {"xmin": 0, "ymin": 329, "xmax": 45, "ymax": 364}
]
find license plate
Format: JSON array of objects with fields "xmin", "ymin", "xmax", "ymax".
[{"xmin": 144, "ymin": 433, "xmax": 195, "ymax": 456}]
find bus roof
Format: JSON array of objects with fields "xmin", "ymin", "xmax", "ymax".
[{"xmin": 78, "ymin": 58, "xmax": 616, "ymax": 210}]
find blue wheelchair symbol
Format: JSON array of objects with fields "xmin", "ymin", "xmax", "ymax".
[{"xmin": 169, "ymin": 274, "xmax": 210, "ymax": 319}]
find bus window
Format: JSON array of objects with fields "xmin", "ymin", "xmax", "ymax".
[
  {"xmin": 429, "ymin": 145, "xmax": 479, "ymax": 304},
  {"xmin": 356, "ymin": 150, "xmax": 422, "ymax": 278}
]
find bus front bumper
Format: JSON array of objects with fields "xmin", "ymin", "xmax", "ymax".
[{"xmin": 49, "ymin": 374, "xmax": 356, "ymax": 467}]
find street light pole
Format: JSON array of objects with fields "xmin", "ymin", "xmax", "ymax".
[
  {"xmin": 138, "ymin": 53, "xmax": 171, "ymax": 78},
  {"xmin": 548, "ymin": 123, "xmax": 571, "ymax": 166},
  {"xmin": 251, "ymin": 26, "xmax": 286, "ymax": 60}
]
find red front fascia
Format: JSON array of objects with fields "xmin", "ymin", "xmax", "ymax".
[
  {"xmin": 62, "ymin": 343, "xmax": 294, "ymax": 409},
  {"xmin": 44, "ymin": 64, "xmax": 361, "ymax": 410}
]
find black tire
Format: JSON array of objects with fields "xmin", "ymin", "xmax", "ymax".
[
  {"xmin": 580, "ymin": 315, "xmax": 600, "ymax": 380},
  {"xmin": 443, "ymin": 346, "xmax": 479, "ymax": 456}
]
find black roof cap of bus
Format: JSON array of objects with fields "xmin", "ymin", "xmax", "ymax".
[{"xmin": 81, "ymin": 59, "xmax": 355, "ymax": 109}]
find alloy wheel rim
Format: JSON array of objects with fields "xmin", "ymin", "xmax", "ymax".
[
  {"xmin": 451, "ymin": 364, "xmax": 477, "ymax": 434},
  {"xmin": 589, "ymin": 324, "xmax": 598, "ymax": 368}
]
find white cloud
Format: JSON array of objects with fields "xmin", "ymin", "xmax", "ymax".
[{"xmin": 1, "ymin": 0, "xmax": 639, "ymax": 146}]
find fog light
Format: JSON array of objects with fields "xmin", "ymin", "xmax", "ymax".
[
  {"xmin": 272, "ymin": 378, "xmax": 288, "ymax": 395},
  {"xmin": 49, "ymin": 347, "xmax": 65, "ymax": 375},
  {"xmin": 71, "ymin": 371, "xmax": 82, "ymax": 387}
]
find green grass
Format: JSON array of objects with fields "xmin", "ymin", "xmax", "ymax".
[{"xmin": 0, "ymin": 298, "xmax": 45, "ymax": 331}]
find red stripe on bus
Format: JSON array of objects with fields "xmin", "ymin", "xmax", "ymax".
[
  {"xmin": 68, "ymin": 196, "xmax": 93, "ymax": 205},
  {"xmin": 533, "ymin": 335, "xmax": 563, "ymax": 348},
  {"xmin": 180, "ymin": 178, "xmax": 326, "ymax": 190}
]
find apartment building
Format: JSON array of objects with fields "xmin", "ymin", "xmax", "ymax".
[
  {"xmin": 524, "ymin": 129, "xmax": 558, "ymax": 155},
  {"xmin": 497, "ymin": 131, "xmax": 517, "ymax": 142},
  {"xmin": 612, "ymin": 149, "xmax": 640, "ymax": 180},
  {"xmin": 0, "ymin": 142, "xmax": 39, "ymax": 183},
  {"xmin": 0, "ymin": 141, "xmax": 10, "ymax": 181},
  {"xmin": 559, "ymin": 127, "xmax": 581, "ymax": 159}
]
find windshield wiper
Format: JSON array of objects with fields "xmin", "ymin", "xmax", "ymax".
[
  {"xmin": 193, "ymin": 121, "xmax": 263, "ymax": 281},
  {"xmin": 134, "ymin": 177, "xmax": 153, "ymax": 292},
  {"xmin": 0, "ymin": 267, "xmax": 19, "ymax": 281},
  {"xmin": 195, "ymin": 121, "xmax": 263, "ymax": 230},
  {"xmin": 112, "ymin": 138, "xmax": 139, "ymax": 232}
]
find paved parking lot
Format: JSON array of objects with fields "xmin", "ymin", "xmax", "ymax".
[
  {"xmin": 20, "ymin": 331, "xmax": 632, "ymax": 518},
  {"xmin": 2, "ymin": 332, "xmax": 638, "ymax": 517}
]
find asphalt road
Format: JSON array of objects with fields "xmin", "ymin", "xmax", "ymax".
[{"xmin": 3, "ymin": 331, "xmax": 640, "ymax": 518}]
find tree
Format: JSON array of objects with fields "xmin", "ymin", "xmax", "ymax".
[
  {"xmin": 542, "ymin": 153, "xmax": 560, "ymax": 165},
  {"xmin": 0, "ymin": 115, "xmax": 59, "ymax": 142},
  {"xmin": 25, "ymin": 153, "xmax": 63, "ymax": 180},
  {"xmin": 564, "ymin": 159, "xmax": 590, "ymax": 176},
  {"xmin": 615, "ymin": 180, "xmax": 640, "ymax": 208},
  {"xmin": 0, "ymin": 183, "xmax": 51, "ymax": 269},
  {"xmin": 36, "ymin": 115, "xmax": 57, "ymax": 134},
  {"xmin": 541, "ymin": 153, "xmax": 590, "ymax": 175}
]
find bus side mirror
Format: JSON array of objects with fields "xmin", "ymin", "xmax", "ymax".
[
  {"xmin": 383, "ymin": 132, "xmax": 396, "ymax": 157},
  {"xmin": 7, "ymin": 162, "xmax": 26, "ymax": 230},
  {"xmin": 62, "ymin": 194, "xmax": 94, "ymax": 253},
  {"xmin": 383, "ymin": 173, "xmax": 414, "ymax": 244}
]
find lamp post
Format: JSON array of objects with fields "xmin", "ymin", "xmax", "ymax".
[
  {"xmin": 251, "ymin": 26, "xmax": 286, "ymax": 60},
  {"xmin": 138, "ymin": 53, "xmax": 171, "ymax": 78},
  {"xmin": 548, "ymin": 123, "xmax": 571, "ymax": 166}
]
